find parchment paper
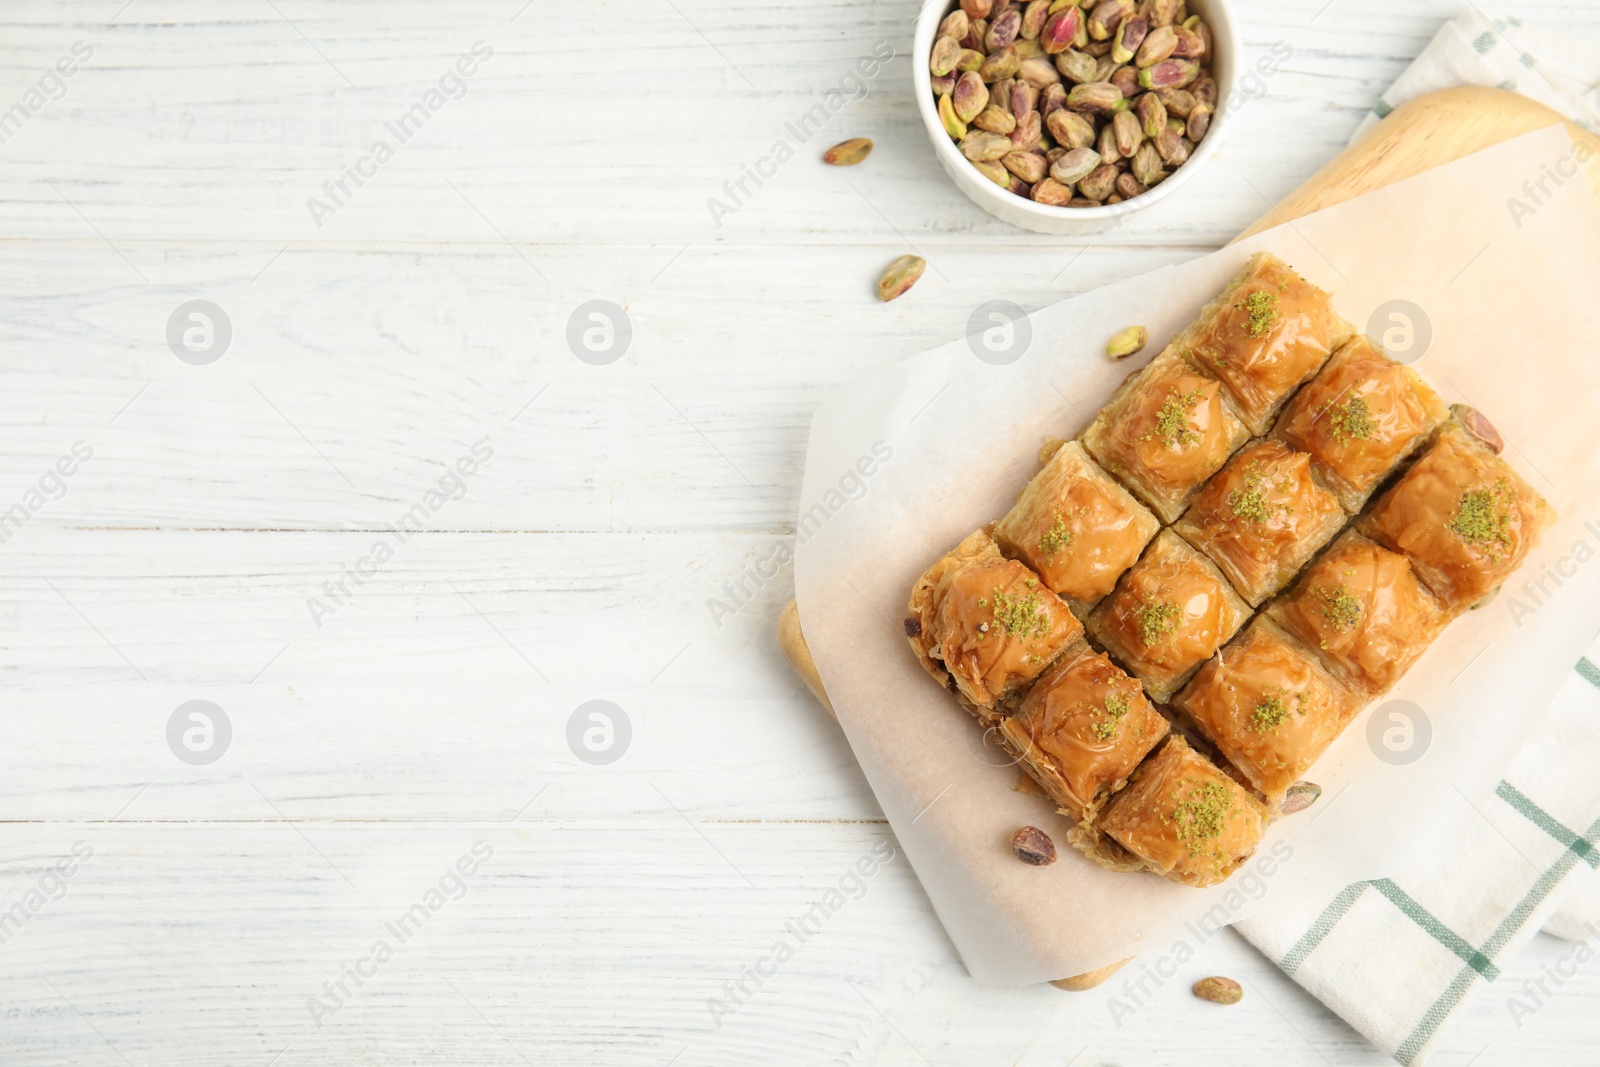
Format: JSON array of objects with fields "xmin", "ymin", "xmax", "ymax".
[{"xmin": 793, "ymin": 128, "xmax": 1600, "ymax": 985}]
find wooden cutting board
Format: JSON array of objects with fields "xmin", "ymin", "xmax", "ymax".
[{"xmin": 778, "ymin": 86, "xmax": 1600, "ymax": 992}]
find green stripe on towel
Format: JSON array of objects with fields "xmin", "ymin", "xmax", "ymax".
[{"xmin": 1495, "ymin": 780, "xmax": 1599, "ymax": 868}]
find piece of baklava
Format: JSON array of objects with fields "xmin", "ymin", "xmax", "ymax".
[
  {"xmin": 993, "ymin": 441, "xmax": 1161, "ymax": 616},
  {"xmin": 1360, "ymin": 418, "xmax": 1555, "ymax": 613},
  {"xmin": 1087, "ymin": 530, "xmax": 1251, "ymax": 702},
  {"xmin": 905, "ymin": 529, "xmax": 1084, "ymax": 719},
  {"xmin": 1174, "ymin": 617, "xmax": 1362, "ymax": 806},
  {"xmin": 1266, "ymin": 530, "xmax": 1448, "ymax": 697},
  {"xmin": 1172, "ymin": 438, "xmax": 1346, "ymax": 606},
  {"xmin": 1082, "ymin": 350, "xmax": 1252, "ymax": 524},
  {"xmin": 1275, "ymin": 335, "xmax": 1449, "ymax": 512},
  {"xmin": 1171, "ymin": 252, "xmax": 1353, "ymax": 436},
  {"xmin": 1095, "ymin": 733, "xmax": 1270, "ymax": 888},
  {"xmin": 1000, "ymin": 643, "xmax": 1170, "ymax": 823}
]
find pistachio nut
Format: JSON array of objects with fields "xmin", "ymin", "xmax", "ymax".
[
  {"xmin": 938, "ymin": 9, "xmax": 971, "ymax": 42},
  {"xmin": 1106, "ymin": 323, "xmax": 1148, "ymax": 359},
  {"xmin": 1069, "ymin": 196, "xmax": 1102, "ymax": 206},
  {"xmin": 1087, "ymin": 0, "xmax": 1132, "ymax": 40},
  {"xmin": 1186, "ymin": 102, "xmax": 1211, "ymax": 141},
  {"xmin": 1192, "ymin": 977, "xmax": 1243, "ymax": 1005},
  {"xmin": 952, "ymin": 71, "xmax": 990, "ymax": 122},
  {"xmin": 1077, "ymin": 161, "xmax": 1118, "ymax": 200},
  {"xmin": 1149, "ymin": 0, "xmax": 1179, "ymax": 26},
  {"xmin": 1039, "ymin": 7, "xmax": 1081, "ymax": 54},
  {"xmin": 1045, "ymin": 107, "xmax": 1095, "ymax": 148},
  {"xmin": 1135, "ymin": 24, "xmax": 1176, "ymax": 66},
  {"xmin": 1003, "ymin": 149, "xmax": 1049, "ymax": 183},
  {"xmin": 972, "ymin": 104, "xmax": 1017, "ymax": 134},
  {"xmin": 986, "ymin": 9, "xmax": 1022, "ymax": 51},
  {"xmin": 1153, "ymin": 120, "xmax": 1184, "ymax": 163},
  {"xmin": 1112, "ymin": 16, "xmax": 1147, "ymax": 64},
  {"xmin": 1131, "ymin": 140, "xmax": 1165, "ymax": 184},
  {"xmin": 1031, "ymin": 176, "xmax": 1074, "ymax": 205},
  {"xmin": 1039, "ymin": 82, "xmax": 1069, "ymax": 121},
  {"xmin": 1451, "ymin": 404, "xmax": 1506, "ymax": 453},
  {"xmin": 1110, "ymin": 64, "xmax": 1140, "ymax": 98},
  {"xmin": 822, "ymin": 137, "xmax": 873, "ymax": 166},
  {"xmin": 973, "ymin": 158, "xmax": 1011, "ymax": 186},
  {"xmin": 1021, "ymin": 0, "xmax": 1051, "ymax": 39},
  {"xmin": 1104, "ymin": 193, "xmax": 1123, "ymax": 204},
  {"xmin": 1192, "ymin": 73, "xmax": 1218, "ymax": 107},
  {"xmin": 1010, "ymin": 80, "xmax": 1039, "ymax": 115},
  {"xmin": 961, "ymin": 129, "xmax": 1014, "ymax": 161},
  {"xmin": 1017, "ymin": 55, "xmax": 1060, "ymax": 88},
  {"xmin": 1013, "ymin": 38, "xmax": 1044, "ymax": 59},
  {"xmin": 1082, "ymin": 38, "xmax": 1111, "ymax": 57},
  {"xmin": 992, "ymin": 0, "xmax": 1015, "ymax": 15},
  {"xmin": 1171, "ymin": 23, "xmax": 1205, "ymax": 59},
  {"xmin": 939, "ymin": 94, "xmax": 968, "ymax": 138},
  {"xmin": 1169, "ymin": 134, "xmax": 1193, "ymax": 165},
  {"xmin": 1049, "ymin": 145, "xmax": 1100, "ymax": 183},
  {"xmin": 1097, "ymin": 120, "xmax": 1121, "ymax": 164},
  {"xmin": 1006, "ymin": 173, "xmax": 1031, "ymax": 196},
  {"xmin": 1279, "ymin": 780, "xmax": 1323, "ymax": 815},
  {"xmin": 956, "ymin": 47, "xmax": 987, "ymax": 72},
  {"xmin": 1138, "ymin": 57, "xmax": 1198, "ymax": 89},
  {"xmin": 1112, "ymin": 108, "xmax": 1142, "ymax": 157},
  {"xmin": 992, "ymin": 77, "xmax": 1017, "ymax": 114},
  {"xmin": 1010, "ymin": 825, "xmax": 1058, "ymax": 865},
  {"xmin": 1192, "ymin": 20, "xmax": 1212, "ymax": 58},
  {"xmin": 877, "ymin": 254, "xmax": 926, "ymax": 302},
  {"xmin": 1045, "ymin": 145, "xmax": 1067, "ymax": 163},
  {"xmin": 980, "ymin": 45, "xmax": 1022, "ymax": 82},
  {"xmin": 1155, "ymin": 86, "xmax": 1195, "ymax": 117},
  {"xmin": 1009, "ymin": 109, "xmax": 1042, "ymax": 150},
  {"xmin": 961, "ymin": 19, "xmax": 988, "ymax": 51},
  {"xmin": 1093, "ymin": 54, "xmax": 1120, "ymax": 82},
  {"xmin": 931, "ymin": 71, "xmax": 957, "ymax": 95},
  {"xmin": 961, "ymin": 0, "xmax": 994, "ymax": 19},
  {"xmin": 1046, "ymin": 0, "xmax": 1077, "ymax": 11},
  {"xmin": 1137, "ymin": 90, "xmax": 1168, "ymax": 137},
  {"xmin": 1066, "ymin": 80, "xmax": 1125, "ymax": 113},
  {"xmin": 1114, "ymin": 171, "xmax": 1146, "ymax": 199},
  {"xmin": 1054, "ymin": 49, "xmax": 1096, "ymax": 84},
  {"xmin": 931, "ymin": 36, "xmax": 961, "ymax": 77}
]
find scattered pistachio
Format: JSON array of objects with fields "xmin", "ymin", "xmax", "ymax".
[
  {"xmin": 823, "ymin": 137, "xmax": 873, "ymax": 166},
  {"xmin": 877, "ymin": 254, "xmax": 926, "ymax": 302},
  {"xmin": 1280, "ymin": 781, "xmax": 1323, "ymax": 816},
  {"xmin": 1050, "ymin": 146, "xmax": 1100, "ymax": 184},
  {"xmin": 1452, "ymin": 404, "xmax": 1506, "ymax": 454},
  {"xmin": 1193, "ymin": 976, "xmax": 1244, "ymax": 1005},
  {"xmin": 1010, "ymin": 825, "xmax": 1058, "ymax": 865},
  {"xmin": 1106, "ymin": 324, "xmax": 1148, "ymax": 360},
  {"xmin": 953, "ymin": 71, "xmax": 991, "ymax": 122}
]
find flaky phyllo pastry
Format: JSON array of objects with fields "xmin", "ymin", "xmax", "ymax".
[{"xmin": 903, "ymin": 251, "xmax": 1554, "ymax": 887}]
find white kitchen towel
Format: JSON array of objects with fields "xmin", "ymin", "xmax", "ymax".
[
  {"xmin": 1350, "ymin": 8, "xmax": 1600, "ymax": 141},
  {"xmin": 1234, "ymin": 13, "xmax": 1600, "ymax": 1063}
]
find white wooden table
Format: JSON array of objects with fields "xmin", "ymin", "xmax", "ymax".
[{"xmin": 3, "ymin": 1, "xmax": 1599, "ymax": 1063}]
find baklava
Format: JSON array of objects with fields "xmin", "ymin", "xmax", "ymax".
[{"xmin": 1275, "ymin": 335, "xmax": 1449, "ymax": 512}]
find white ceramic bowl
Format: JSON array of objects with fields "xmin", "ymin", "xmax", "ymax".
[{"xmin": 913, "ymin": 0, "xmax": 1240, "ymax": 235}]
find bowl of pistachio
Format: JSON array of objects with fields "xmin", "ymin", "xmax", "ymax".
[{"xmin": 915, "ymin": 0, "xmax": 1239, "ymax": 235}]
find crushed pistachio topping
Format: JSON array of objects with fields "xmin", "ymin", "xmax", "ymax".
[
  {"xmin": 1168, "ymin": 779, "xmax": 1235, "ymax": 855},
  {"xmin": 1091, "ymin": 691, "xmax": 1131, "ymax": 741},
  {"xmin": 1226, "ymin": 460, "xmax": 1292, "ymax": 526},
  {"xmin": 1235, "ymin": 290, "xmax": 1279, "ymax": 338},
  {"xmin": 1131, "ymin": 598, "xmax": 1181, "ymax": 646},
  {"xmin": 1250, "ymin": 693, "xmax": 1291, "ymax": 732},
  {"xmin": 991, "ymin": 587, "xmax": 1051, "ymax": 640},
  {"xmin": 1449, "ymin": 480, "xmax": 1514, "ymax": 551},
  {"xmin": 1313, "ymin": 585, "xmax": 1363, "ymax": 632},
  {"xmin": 1327, "ymin": 393, "xmax": 1376, "ymax": 444},
  {"xmin": 1145, "ymin": 387, "xmax": 1204, "ymax": 450},
  {"xmin": 1038, "ymin": 513, "xmax": 1073, "ymax": 557}
]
